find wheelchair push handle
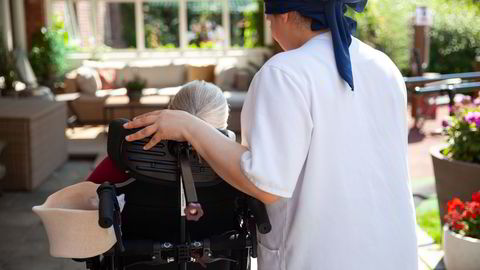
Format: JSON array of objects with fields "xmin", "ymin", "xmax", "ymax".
[
  {"xmin": 247, "ymin": 197, "xmax": 272, "ymax": 234},
  {"xmin": 97, "ymin": 182, "xmax": 117, "ymax": 228}
]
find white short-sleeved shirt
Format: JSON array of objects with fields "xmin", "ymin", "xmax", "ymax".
[{"xmin": 240, "ymin": 32, "xmax": 418, "ymax": 270}]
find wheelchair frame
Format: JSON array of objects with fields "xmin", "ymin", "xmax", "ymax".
[{"xmin": 75, "ymin": 119, "xmax": 271, "ymax": 270}]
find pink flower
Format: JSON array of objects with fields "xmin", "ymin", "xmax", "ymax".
[
  {"xmin": 464, "ymin": 111, "xmax": 480, "ymax": 125},
  {"xmin": 474, "ymin": 98, "xmax": 480, "ymax": 106},
  {"xmin": 442, "ymin": 119, "xmax": 450, "ymax": 128}
]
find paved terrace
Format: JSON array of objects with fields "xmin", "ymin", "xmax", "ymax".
[{"xmin": 0, "ymin": 105, "xmax": 449, "ymax": 270}]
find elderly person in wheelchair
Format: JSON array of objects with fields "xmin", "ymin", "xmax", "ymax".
[{"xmin": 34, "ymin": 80, "xmax": 270, "ymax": 270}]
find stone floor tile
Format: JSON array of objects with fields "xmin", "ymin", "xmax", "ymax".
[
  {"xmin": 418, "ymin": 244, "xmax": 445, "ymax": 270},
  {"xmin": 418, "ymin": 257, "xmax": 431, "ymax": 270},
  {"xmin": 417, "ymin": 225, "xmax": 435, "ymax": 247}
]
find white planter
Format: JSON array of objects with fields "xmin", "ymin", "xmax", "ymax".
[{"xmin": 443, "ymin": 225, "xmax": 480, "ymax": 270}]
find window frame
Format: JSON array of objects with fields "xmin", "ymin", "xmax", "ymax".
[{"xmin": 45, "ymin": 0, "xmax": 267, "ymax": 56}]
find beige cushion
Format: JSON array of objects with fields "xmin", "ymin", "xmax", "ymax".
[
  {"xmin": 118, "ymin": 64, "xmax": 186, "ymax": 89},
  {"xmin": 83, "ymin": 60, "xmax": 126, "ymax": 89},
  {"xmin": 215, "ymin": 66, "xmax": 238, "ymax": 90},
  {"xmin": 83, "ymin": 60, "xmax": 126, "ymax": 70},
  {"xmin": 187, "ymin": 65, "xmax": 216, "ymax": 83},
  {"xmin": 76, "ymin": 67, "xmax": 102, "ymax": 95},
  {"xmin": 234, "ymin": 69, "xmax": 254, "ymax": 91},
  {"xmin": 64, "ymin": 71, "xmax": 78, "ymax": 93}
]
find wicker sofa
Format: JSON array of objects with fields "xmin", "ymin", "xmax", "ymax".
[{"xmin": 63, "ymin": 60, "xmax": 253, "ymax": 132}]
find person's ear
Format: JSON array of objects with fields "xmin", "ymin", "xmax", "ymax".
[{"xmin": 279, "ymin": 13, "xmax": 289, "ymax": 24}]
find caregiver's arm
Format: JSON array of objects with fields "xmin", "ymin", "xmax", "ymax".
[
  {"xmin": 124, "ymin": 111, "xmax": 279, "ymax": 205},
  {"xmin": 185, "ymin": 118, "xmax": 279, "ymax": 205}
]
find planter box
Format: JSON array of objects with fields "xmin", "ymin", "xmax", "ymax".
[
  {"xmin": 443, "ymin": 225, "xmax": 480, "ymax": 270},
  {"xmin": 431, "ymin": 146, "xmax": 480, "ymax": 226},
  {"xmin": 0, "ymin": 98, "xmax": 68, "ymax": 191}
]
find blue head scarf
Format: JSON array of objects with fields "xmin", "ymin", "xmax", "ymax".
[{"xmin": 264, "ymin": 0, "xmax": 368, "ymax": 91}]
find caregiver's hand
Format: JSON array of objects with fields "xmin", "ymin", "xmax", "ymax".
[{"xmin": 123, "ymin": 109, "xmax": 197, "ymax": 150}]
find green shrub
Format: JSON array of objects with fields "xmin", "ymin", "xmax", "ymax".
[
  {"xmin": 243, "ymin": 0, "xmax": 264, "ymax": 48},
  {"xmin": 425, "ymin": 0, "xmax": 480, "ymax": 73},
  {"xmin": 0, "ymin": 35, "xmax": 18, "ymax": 94},
  {"xmin": 417, "ymin": 209, "xmax": 442, "ymax": 245},
  {"xmin": 28, "ymin": 25, "xmax": 67, "ymax": 87},
  {"xmin": 350, "ymin": 0, "xmax": 480, "ymax": 74},
  {"xmin": 416, "ymin": 196, "xmax": 443, "ymax": 244},
  {"xmin": 350, "ymin": 0, "xmax": 415, "ymax": 73}
]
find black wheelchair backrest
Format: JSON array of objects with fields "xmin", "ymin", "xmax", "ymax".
[{"xmin": 107, "ymin": 118, "xmax": 220, "ymax": 186}]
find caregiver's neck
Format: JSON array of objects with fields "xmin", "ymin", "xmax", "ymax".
[
  {"xmin": 286, "ymin": 29, "xmax": 329, "ymax": 51},
  {"xmin": 270, "ymin": 11, "xmax": 329, "ymax": 51}
]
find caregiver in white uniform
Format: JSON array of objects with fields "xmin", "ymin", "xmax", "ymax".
[{"xmin": 124, "ymin": 0, "xmax": 418, "ymax": 269}]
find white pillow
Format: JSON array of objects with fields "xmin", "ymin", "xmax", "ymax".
[{"xmin": 76, "ymin": 67, "xmax": 102, "ymax": 95}]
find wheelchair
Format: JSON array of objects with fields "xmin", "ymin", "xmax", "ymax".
[{"xmin": 76, "ymin": 119, "xmax": 271, "ymax": 270}]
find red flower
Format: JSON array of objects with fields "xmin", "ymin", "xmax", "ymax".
[
  {"xmin": 463, "ymin": 209, "xmax": 477, "ymax": 220},
  {"xmin": 464, "ymin": 201, "xmax": 480, "ymax": 219},
  {"xmin": 447, "ymin": 197, "xmax": 465, "ymax": 213},
  {"xmin": 444, "ymin": 193, "xmax": 480, "ymax": 239},
  {"xmin": 472, "ymin": 191, "xmax": 480, "ymax": 203},
  {"xmin": 453, "ymin": 222, "xmax": 465, "ymax": 231},
  {"xmin": 445, "ymin": 210, "xmax": 462, "ymax": 224}
]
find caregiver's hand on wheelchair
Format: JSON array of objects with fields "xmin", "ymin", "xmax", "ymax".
[
  {"xmin": 124, "ymin": 109, "xmax": 197, "ymax": 149},
  {"xmin": 123, "ymin": 97, "xmax": 279, "ymax": 205}
]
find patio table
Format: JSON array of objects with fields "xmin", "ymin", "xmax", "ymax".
[{"xmin": 404, "ymin": 72, "xmax": 480, "ymax": 129}]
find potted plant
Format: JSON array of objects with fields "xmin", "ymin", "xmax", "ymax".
[
  {"xmin": 443, "ymin": 192, "xmax": 480, "ymax": 270},
  {"xmin": 0, "ymin": 40, "xmax": 18, "ymax": 97},
  {"xmin": 125, "ymin": 76, "xmax": 146, "ymax": 102},
  {"xmin": 431, "ymin": 101, "xmax": 480, "ymax": 224},
  {"xmin": 29, "ymin": 26, "xmax": 67, "ymax": 88}
]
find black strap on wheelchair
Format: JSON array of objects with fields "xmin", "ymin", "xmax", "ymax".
[{"xmin": 177, "ymin": 144, "xmax": 204, "ymax": 221}]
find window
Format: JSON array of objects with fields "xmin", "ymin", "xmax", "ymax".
[
  {"xmin": 47, "ymin": 0, "xmax": 265, "ymax": 52},
  {"xmin": 97, "ymin": 2, "xmax": 137, "ymax": 49},
  {"xmin": 144, "ymin": 1, "xmax": 180, "ymax": 49},
  {"xmin": 187, "ymin": 0, "xmax": 224, "ymax": 49},
  {"xmin": 229, "ymin": 0, "xmax": 263, "ymax": 48},
  {"xmin": 51, "ymin": 0, "xmax": 95, "ymax": 50}
]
